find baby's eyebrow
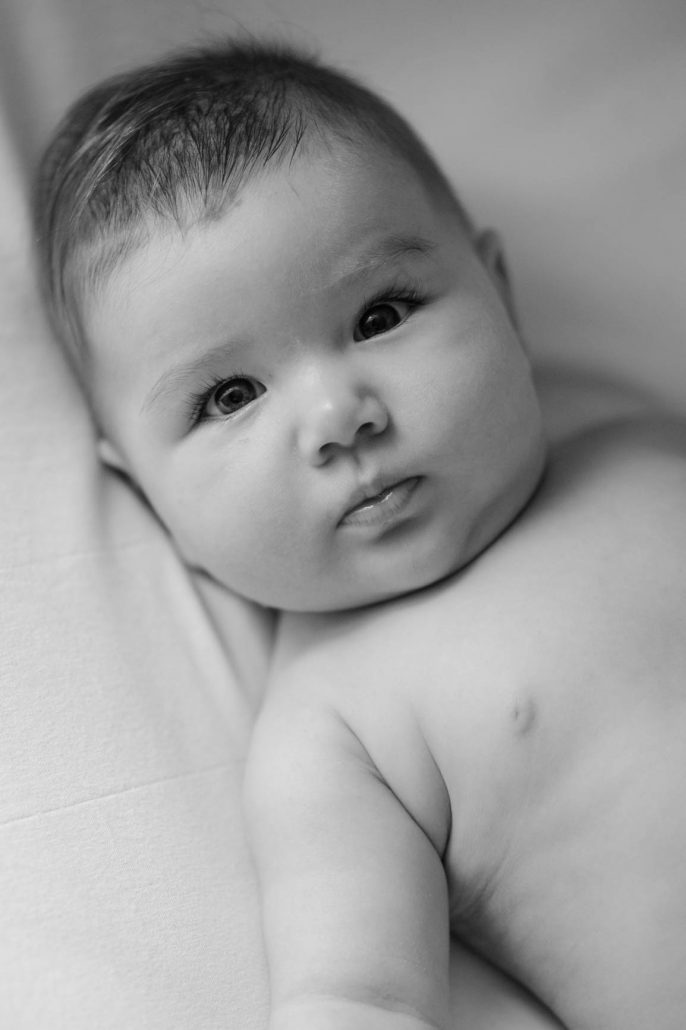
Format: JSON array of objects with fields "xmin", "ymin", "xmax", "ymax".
[
  {"xmin": 141, "ymin": 341, "xmax": 239, "ymax": 417},
  {"xmin": 335, "ymin": 234, "xmax": 437, "ymax": 281}
]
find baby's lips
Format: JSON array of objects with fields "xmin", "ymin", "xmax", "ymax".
[{"xmin": 339, "ymin": 476, "xmax": 421, "ymax": 528}]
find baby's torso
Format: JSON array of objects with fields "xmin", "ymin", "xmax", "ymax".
[{"xmin": 275, "ymin": 415, "xmax": 686, "ymax": 1028}]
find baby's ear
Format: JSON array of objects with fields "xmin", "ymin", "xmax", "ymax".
[
  {"xmin": 474, "ymin": 229, "xmax": 519, "ymax": 329},
  {"xmin": 96, "ymin": 435, "xmax": 159, "ymax": 518},
  {"xmin": 96, "ymin": 437, "xmax": 129, "ymax": 474}
]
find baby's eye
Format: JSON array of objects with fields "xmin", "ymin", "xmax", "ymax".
[
  {"xmin": 205, "ymin": 376, "xmax": 265, "ymax": 417},
  {"xmin": 355, "ymin": 299, "xmax": 413, "ymax": 341}
]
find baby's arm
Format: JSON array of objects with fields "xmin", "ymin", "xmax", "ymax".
[{"xmin": 244, "ymin": 695, "xmax": 451, "ymax": 1030}]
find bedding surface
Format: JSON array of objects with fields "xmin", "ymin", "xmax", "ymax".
[{"xmin": 1, "ymin": 1, "xmax": 683, "ymax": 1026}]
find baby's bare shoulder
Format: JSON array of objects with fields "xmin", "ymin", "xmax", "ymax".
[
  {"xmin": 535, "ymin": 361, "xmax": 686, "ymax": 531},
  {"xmin": 534, "ymin": 359, "xmax": 673, "ymax": 442},
  {"xmin": 248, "ymin": 606, "xmax": 453, "ymax": 862}
]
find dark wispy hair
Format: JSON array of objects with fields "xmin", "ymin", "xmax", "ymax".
[{"xmin": 33, "ymin": 37, "xmax": 471, "ymax": 371}]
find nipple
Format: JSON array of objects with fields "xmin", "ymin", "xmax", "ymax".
[{"xmin": 510, "ymin": 695, "xmax": 537, "ymax": 737}]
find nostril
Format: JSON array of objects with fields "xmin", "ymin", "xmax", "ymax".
[
  {"xmin": 316, "ymin": 441, "xmax": 336, "ymax": 465},
  {"xmin": 297, "ymin": 388, "xmax": 389, "ymax": 466}
]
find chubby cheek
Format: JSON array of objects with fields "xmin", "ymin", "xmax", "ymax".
[
  {"xmin": 430, "ymin": 334, "xmax": 539, "ymax": 472},
  {"xmin": 213, "ymin": 529, "xmax": 326, "ymax": 608},
  {"xmin": 162, "ymin": 464, "xmax": 320, "ymax": 602}
]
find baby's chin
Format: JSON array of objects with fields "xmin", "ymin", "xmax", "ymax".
[{"xmin": 262, "ymin": 538, "xmax": 493, "ymax": 614}]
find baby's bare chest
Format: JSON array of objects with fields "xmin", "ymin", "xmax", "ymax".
[
  {"xmin": 335, "ymin": 447, "xmax": 686, "ymax": 1023},
  {"xmin": 363, "ymin": 533, "xmax": 686, "ymax": 883}
]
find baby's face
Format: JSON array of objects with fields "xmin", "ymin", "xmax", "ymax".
[{"xmin": 84, "ymin": 145, "xmax": 545, "ymax": 610}]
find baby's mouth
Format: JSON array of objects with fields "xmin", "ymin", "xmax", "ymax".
[{"xmin": 339, "ymin": 477, "xmax": 421, "ymax": 528}]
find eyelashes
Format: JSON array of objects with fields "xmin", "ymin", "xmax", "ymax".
[
  {"xmin": 185, "ymin": 372, "xmax": 241, "ymax": 426},
  {"xmin": 354, "ymin": 282, "xmax": 425, "ymax": 329}
]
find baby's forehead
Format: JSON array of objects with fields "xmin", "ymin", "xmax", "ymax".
[{"xmin": 83, "ymin": 138, "xmax": 465, "ymax": 330}]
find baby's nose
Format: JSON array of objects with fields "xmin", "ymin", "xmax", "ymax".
[{"xmin": 295, "ymin": 369, "xmax": 389, "ymax": 466}]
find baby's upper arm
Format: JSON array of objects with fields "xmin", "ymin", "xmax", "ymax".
[{"xmin": 244, "ymin": 693, "xmax": 451, "ymax": 1029}]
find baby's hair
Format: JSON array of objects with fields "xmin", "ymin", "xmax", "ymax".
[{"xmin": 33, "ymin": 37, "xmax": 473, "ymax": 373}]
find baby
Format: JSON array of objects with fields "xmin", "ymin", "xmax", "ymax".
[{"xmin": 34, "ymin": 39, "xmax": 686, "ymax": 1030}]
